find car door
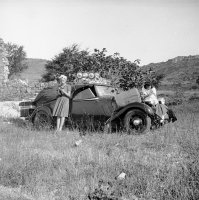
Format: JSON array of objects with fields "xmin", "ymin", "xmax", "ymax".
[
  {"xmin": 71, "ymin": 87, "xmax": 113, "ymax": 124},
  {"xmin": 71, "ymin": 88, "xmax": 99, "ymax": 115}
]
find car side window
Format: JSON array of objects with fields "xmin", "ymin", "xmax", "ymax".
[{"xmin": 73, "ymin": 88, "xmax": 95, "ymax": 100}]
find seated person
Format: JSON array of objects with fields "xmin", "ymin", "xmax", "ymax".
[
  {"xmin": 141, "ymin": 82, "xmax": 158, "ymax": 106},
  {"xmin": 141, "ymin": 82, "xmax": 167, "ymax": 122}
]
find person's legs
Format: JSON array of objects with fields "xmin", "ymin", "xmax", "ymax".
[
  {"xmin": 155, "ymin": 104, "xmax": 166, "ymax": 122},
  {"xmin": 168, "ymin": 109, "xmax": 177, "ymax": 122},
  {"xmin": 59, "ymin": 117, "xmax": 65, "ymax": 131},
  {"xmin": 56, "ymin": 117, "xmax": 61, "ymax": 131}
]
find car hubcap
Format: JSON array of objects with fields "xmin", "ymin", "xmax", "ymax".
[
  {"xmin": 133, "ymin": 118, "xmax": 142, "ymax": 125},
  {"xmin": 130, "ymin": 116, "xmax": 144, "ymax": 130}
]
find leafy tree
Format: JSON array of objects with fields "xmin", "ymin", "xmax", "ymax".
[
  {"xmin": 0, "ymin": 38, "xmax": 8, "ymax": 64},
  {"xmin": 4, "ymin": 42, "xmax": 28, "ymax": 78},
  {"xmin": 43, "ymin": 44, "xmax": 161, "ymax": 90}
]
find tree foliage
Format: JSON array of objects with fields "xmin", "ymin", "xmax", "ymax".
[
  {"xmin": 43, "ymin": 44, "xmax": 162, "ymax": 90},
  {"xmin": 0, "ymin": 38, "xmax": 9, "ymax": 65},
  {"xmin": 4, "ymin": 42, "xmax": 28, "ymax": 78}
]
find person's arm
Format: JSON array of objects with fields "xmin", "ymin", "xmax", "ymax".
[
  {"xmin": 141, "ymin": 87, "xmax": 146, "ymax": 96},
  {"xmin": 141, "ymin": 88, "xmax": 151, "ymax": 98},
  {"xmin": 142, "ymin": 87, "xmax": 157, "ymax": 101},
  {"xmin": 60, "ymin": 88, "xmax": 71, "ymax": 96},
  {"xmin": 143, "ymin": 93, "xmax": 150, "ymax": 98},
  {"xmin": 151, "ymin": 87, "xmax": 157, "ymax": 96},
  {"xmin": 59, "ymin": 85, "xmax": 71, "ymax": 98}
]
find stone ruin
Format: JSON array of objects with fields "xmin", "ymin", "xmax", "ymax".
[{"xmin": 0, "ymin": 39, "xmax": 9, "ymax": 84}]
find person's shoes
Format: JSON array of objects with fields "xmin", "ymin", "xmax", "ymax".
[
  {"xmin": 160, "ymin": 115, "xmax": 165, "ymax": 124},
  {"xmin": 172, "ymin": 117, "xmax": 177, "ymax": 122}
]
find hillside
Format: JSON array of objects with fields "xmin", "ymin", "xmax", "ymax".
[
  {"xmin": 20, "ymin": 56, "xmax": 199, "ymax": 87},
  {"xmin": 20, "ymin": 58, "xmax": 48, "ymax": 82},
  {"xmin": 143, "ymin": 55, "xmax": 199, "ymax": 86}
]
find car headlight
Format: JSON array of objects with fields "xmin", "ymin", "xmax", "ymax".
[
  {"xmin": 89, "ymin": 73, "xmax": 95, "ymax": 79},
  {"xmin": 77, "ymin": 72, "xmax": 82, "ymax": 79},
  {"xmin": 82, "ymin": 72, "xmax": 88, "ymax": 78}
]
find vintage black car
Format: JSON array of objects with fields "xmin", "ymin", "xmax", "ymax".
[{"xmin": 19, "ymin": 81, "xmax": 175, "ymax": 134}]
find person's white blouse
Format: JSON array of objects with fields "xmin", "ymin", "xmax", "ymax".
[{"xmin": 142, "ymin": 87, "xmax": 158, "ymax": 105}]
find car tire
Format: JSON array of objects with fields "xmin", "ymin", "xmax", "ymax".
[
  {"xmin": 124, "ymin": 109, "xmax": 151, "ymax": 134},
  {"xmin": 33, "ymin": 110, "xmax": 53, "ymax": 130}
]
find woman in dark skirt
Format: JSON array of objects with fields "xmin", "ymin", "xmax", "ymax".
[{"xmin": 53, "ymin": 74, "xmax": 71, "ymax": 132}]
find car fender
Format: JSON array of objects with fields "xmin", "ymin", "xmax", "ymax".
[
  {"xmin": 31, "ymin": 106, "xmax": 52, "ymax": 121},
  {"xmin": 106, "ymin": 102, "xmax": 154, "ymax": 124}
]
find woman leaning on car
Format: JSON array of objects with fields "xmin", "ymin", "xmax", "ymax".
[{"xmin": 53, "ymin": 74, "xmax": 71, "ymax": 133}]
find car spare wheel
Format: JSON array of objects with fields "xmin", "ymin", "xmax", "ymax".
[
  {"xmin": 33, "ymin": 110, "xmax": 53, "ymax": 130},
  {"xmin": 124, "ymin": 109, "xmax": 151, "ymax": 134}
]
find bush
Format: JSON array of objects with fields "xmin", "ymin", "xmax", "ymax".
[
  {"xmin": 189, "ymin": 94, "xmax": 199, "ymax": 102},
  {"xmin": 168, "ymin": 83, "xmax": 186, "ymax": 105},
  {"xmin": 190, "ymin": 85, "xmax": 199, "ymax": 90},
  {"xmin": 43, "ymin": 45, "xmax": 162, "ymax": 90}
]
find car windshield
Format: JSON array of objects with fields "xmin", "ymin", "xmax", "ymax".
[{"xmin": 95, "ymin": 85, "xmax": 120, "ymax": 96}]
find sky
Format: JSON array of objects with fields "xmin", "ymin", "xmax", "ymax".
[{"xmin": 0, "ymin": 0, "xmax": 199, "ymax": 65}]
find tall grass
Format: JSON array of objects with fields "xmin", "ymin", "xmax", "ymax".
[{"xmin": 0, "ymin": 101, "xmax": 198, "ymax": 200}]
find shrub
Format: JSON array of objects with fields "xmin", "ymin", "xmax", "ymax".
[
  {"xmin": 190, "ymin": 85, "xmax": 199, "ymax": 90},
  {"xmin": 42, "ymin": 44, "xmax": 162, "ymax": 90},
  {"xmin": 168, "ymin": 83, "xmax": 186, "ymax": 105}
]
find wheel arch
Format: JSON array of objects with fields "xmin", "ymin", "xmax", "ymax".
[
  {"xmin": 106, "ymin": 102, "xmax": 154, "ymax": 124},
  {"xmin": 31, "ymin": 106, "xmax": 53, "ymax": 122}
]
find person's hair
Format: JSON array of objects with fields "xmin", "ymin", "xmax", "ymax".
[
  {"xmin": 144, "ymin": 82, "xmax": 151, "ymax": 89},
  {"xmin": 55, "ymin": 74, "xmax": 67, "ymax": 84},
  {"xmin": 55, "ymin": 74, "xmax": 60, "ymax": 81},
  {"xmin": 59, "ymin": 75, "xmax": 67, "ymax": 80}
]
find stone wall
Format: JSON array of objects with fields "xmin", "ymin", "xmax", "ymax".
[{"xmin": 0, "ymin": 79, "xmax": 57, "ymax": 101}]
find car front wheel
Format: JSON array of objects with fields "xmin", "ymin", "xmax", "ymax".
[
  {"xmin": 33, "ymin": 110, "xmax": 53, "ymax": 130},
  {"xmin": 124, "ymin": 109, "xmax": 151, "ymax": 134}
]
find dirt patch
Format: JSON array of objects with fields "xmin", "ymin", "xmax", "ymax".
[
  {"xmin": 0, "ymin": 185, "xmax": 34, "ymax": 200},
  {"xmin": 0, "ymin": 101, "xmax": 21, "ymax": 118}
]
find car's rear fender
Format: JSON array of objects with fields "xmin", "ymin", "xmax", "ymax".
[
  {"xmin": 31, "ymin": 106, "xmax": 53, "ymax": 122},
  {"xmin": 106, "ymin": 102, "xmax": 154, "ymax": 124}
]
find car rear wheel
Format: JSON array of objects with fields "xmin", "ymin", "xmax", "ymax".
[
  {"xmin": 124, "ymin": 109, "xmax": 151, "ymax": 134},
  {"xmin": 33, "ymin": 110, "xmax": 53, "ymax": 130}
]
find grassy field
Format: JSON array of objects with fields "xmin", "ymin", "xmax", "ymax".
[{"xmin": 0, "ymin": 101, "xmax": 198, "ymax": 200}]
